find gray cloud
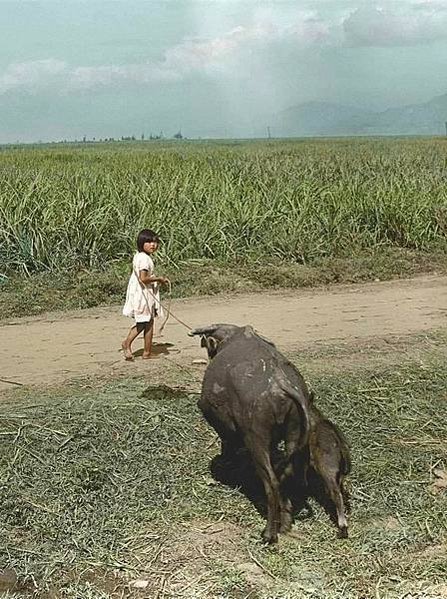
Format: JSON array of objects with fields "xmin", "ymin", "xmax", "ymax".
[
  {"xmin": 412, "ymin": 0, "xmax": 447, "ymax": 11},
  {"xmin": 0, "ymin": 11, "xmax": 333, "ymax": 94},
  {"xmin": 0, "ymin": 59, "xmax": 66, "ymax": 94},
  {"xmin": 343, "ymin": 4, "xmax": 447, "ymax": 47}
]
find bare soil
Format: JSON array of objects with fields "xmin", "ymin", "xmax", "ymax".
[{"xmin": 1, "ymin": 274, "xmax": 446, "ymax": 392}]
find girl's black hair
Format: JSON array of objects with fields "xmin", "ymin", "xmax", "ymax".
[{"xmin": 137, "ymin": 229, "xmax": 160, "ymax": 251}]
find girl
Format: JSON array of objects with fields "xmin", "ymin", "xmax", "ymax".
[{"xmin": 122, "ymin": 229, "xmax": 169, "ymax": 360}]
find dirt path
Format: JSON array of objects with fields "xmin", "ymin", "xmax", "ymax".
[{"xmin": 1, "ymin": 275, "xmax": 446, "ymax": 391}]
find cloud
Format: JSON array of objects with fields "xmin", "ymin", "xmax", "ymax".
[
  {"xmin": 343, "ymin": 4, "xmax": 447, "ymax": 47},
  {"xmin": 0, "ymin": 59, "xmax": 67, "ymax": 94},
  {"xmin": 2, "ymin": 2, "xmax": 447, "ymax": 97},
  {"xmin": 412, "ymin": 0, "xmax": 447, "ymax": 10},
  {"xmin": 2, "ymin": 3, "xmax": 446, "ymax": 98},
  {"xmin": 71, "ymin": 62, "xmax": 180, "ymax": 89},
  {"xmin": 0, "ymin": 11, "xmax": 332, "ymax": 95}
]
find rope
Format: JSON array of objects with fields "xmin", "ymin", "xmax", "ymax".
[
  {"xmin": 133, "ymin": 268, "xmax": 193, "ymax": 334},
  {"xmin": 157, "ymin": 280, "xmax": 172, "ymax": 335},
  {"xmin": 148, "ymin": 285, "xmax": 193, "ymax": 334}
]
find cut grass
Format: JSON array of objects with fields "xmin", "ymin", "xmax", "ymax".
[
  {"xmin": 1, "ymin": 247, "xmax": 446, "ymax": 320},
  {"xmin": 1, "ymin": 353, "xmax": 446, "ymax": 598}
]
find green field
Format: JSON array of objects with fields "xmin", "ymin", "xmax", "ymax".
[
  {"xmin": 0, "ymin": 138, "xmax": 446, "ymax": 317},
  {"xmin": 1, "ymin": 138, "xmax": 446, "ymax": 273}
]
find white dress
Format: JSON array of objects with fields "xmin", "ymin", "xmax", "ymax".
[{"xmin": 122, "ymin": 252, "xmax": 163, "ymax": 323}]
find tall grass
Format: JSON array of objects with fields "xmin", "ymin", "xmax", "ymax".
[{"xmin": 0, "ymin": 138, "xmax": 446, "ymax": 274}]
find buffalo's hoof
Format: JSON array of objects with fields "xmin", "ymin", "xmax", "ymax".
[
  {"xmin": 338, "ymin": 526, "xmax": 348, "ymax": 539},
  {"xmin": 261, "ymin": 528, "xmax": 278, "ymax": 544},
  {"xmin": 279, "ymin": 513, "xmax": 293, "ymax": 534}
]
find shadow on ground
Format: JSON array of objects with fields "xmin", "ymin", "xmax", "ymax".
[
  {"xmin": 133, "ymin": 342, "xmax": 177, "ymax": 358},
  {"xmin": 210, "ymin": 450, "xmax": 351, "ymax": 538}
]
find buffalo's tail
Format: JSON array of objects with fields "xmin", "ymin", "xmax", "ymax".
[{"xmin": 279, "ymin": 381, "xmax": 311, "ymax": 448}]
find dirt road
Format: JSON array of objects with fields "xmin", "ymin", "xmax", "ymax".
[{"xmin": 1, "ymin": 275, "xmax": 446, "ymax": 391}]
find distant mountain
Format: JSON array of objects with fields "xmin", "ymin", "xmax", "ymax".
[
  {"xmin": 272, "ymin": 94, "xmax": 447, "ymax": 137},
  {"xmin": 272, "ymin": 101, "xmax": 373, "ymax": 137},
  {"xmin": 356, "ymin": 93, "xmax": 447, "ymax": 136}
]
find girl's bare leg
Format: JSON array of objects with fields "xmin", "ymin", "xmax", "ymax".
[
  {"xmin": 142, "ymin": 320, "xmax": 154, "ymax": 359},
  {"xmin": 122, "ymin": 323, "xmax": 145, "ymax": 360}
]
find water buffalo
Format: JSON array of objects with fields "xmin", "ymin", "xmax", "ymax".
[
  {"xmin": 305, "ymin": 395, "xmax": 351, "ymax": 538},
  {"xmin": 189, "ymin": 323, "xmax": 312, "ymax": 544}
]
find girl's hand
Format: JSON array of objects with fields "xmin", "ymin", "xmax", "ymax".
[{"xmin": 158, "ymin": 277, "xmax": 171, "ymax": 287}]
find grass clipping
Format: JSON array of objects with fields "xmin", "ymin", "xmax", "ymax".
[{"xmin": 0, "ymin": 363, "xmax": 447, "ymax": 598}]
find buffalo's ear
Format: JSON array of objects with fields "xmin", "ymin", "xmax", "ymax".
[
  {"xmin": 200, "ymin": 335, "xmax": 219, "ymax": 358},
  {"xmin": 208, "ymin": 337, "xmax": 218, "ymax": 353}
]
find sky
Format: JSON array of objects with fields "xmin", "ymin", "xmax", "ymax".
[{"xmin": 1, "ymin": 0, "xmax": 447, "ymax": 142}]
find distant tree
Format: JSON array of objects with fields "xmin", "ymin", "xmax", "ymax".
[
  {"xmin": 173, "ymin": 130, "xmax": 183, "ymax": 139},
  {"xmin": 83, "ymin": 135, "xmax": 86, "ymax": 143},
  {"xmin": 141, "ymin": 133, "xmax": 145, "ymax": 140}
]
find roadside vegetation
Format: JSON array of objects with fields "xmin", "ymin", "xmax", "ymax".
[{"xmin": 0, "ymin": 138, "xmax": 446, "ymax": 318}]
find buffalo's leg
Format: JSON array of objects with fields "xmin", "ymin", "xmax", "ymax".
[
  {"xmin": 324, "ymin": 474, "xmax": 348, "ymax": 538},
  {"xmin": 220, "ymin": 435, "xmax": 244, "ymax": 463},
  {"xmin": 279, "ymin": 496, "xmax": 293, "ymax": 533},
  {"xmin": 246, "ymin": 435, "xmax": 282, "ymax": 544},
  {"xmin": 282, "ymin": 425, "xmax": 308, "ymax": 482},
  {"xmin": 277, "ymin": 429, "xmax": 308, "ymax": 533},
  {"xmin": 201, "ymin": 408, "xmax": 242, "ymax": 463}
]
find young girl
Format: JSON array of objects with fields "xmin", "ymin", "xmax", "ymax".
[{"xmin": 122, "ymin": 229, "xmax": 169, "ymax": 360}]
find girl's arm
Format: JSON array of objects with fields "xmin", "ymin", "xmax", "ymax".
[{"xmin": 138, "ymin": 270, "xmax": 169, "ymax": 286}]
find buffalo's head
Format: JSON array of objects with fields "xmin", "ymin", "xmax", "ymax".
[{"xmin": 189, "ymin": 323, "xmax": 242, "ymax": 359}]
